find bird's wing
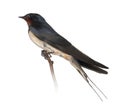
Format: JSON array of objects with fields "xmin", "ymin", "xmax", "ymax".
[{"xmin": 30, "ymin": 26, "xmax": 108, "ymax": 71}]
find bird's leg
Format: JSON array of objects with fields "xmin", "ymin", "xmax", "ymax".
[{"xmin": 41, "ymin": 50, "xmax": 58, "ymax": 88}]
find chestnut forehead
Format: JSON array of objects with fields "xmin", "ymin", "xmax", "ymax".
[{"xmin": 24, "ymin": 15, "xmax": 32, "ymax": 25}]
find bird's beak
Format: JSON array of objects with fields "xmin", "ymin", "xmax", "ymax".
[{"xmin": 19, "ymin": 16, "xmax": 25, "ymax": 19}]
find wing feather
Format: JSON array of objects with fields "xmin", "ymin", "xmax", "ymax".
[{"xmin": 30, "ymin": 25, "xmax": 108, "ymax": 71}]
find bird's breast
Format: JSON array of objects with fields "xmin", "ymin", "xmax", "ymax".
[{"xmin": 28, "ymin": 31, "xmax": 72, "ymax": 60}]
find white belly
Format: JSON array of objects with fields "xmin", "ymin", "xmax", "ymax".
[{"xmin": 28, "ymin": 31, "xmax": 72, "ymax": 60}]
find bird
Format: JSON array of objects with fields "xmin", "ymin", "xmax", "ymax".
[{"xmin": 19, "ymin": 13, "xmax": 108, "ymax": 100}]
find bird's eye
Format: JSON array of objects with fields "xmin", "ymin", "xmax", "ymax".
[
  {"xmin": 25, "ymin": 14, "xmax": 32, "ymax": 21},
  {"xmin": 27, "ymin": 15, "xmax": 31, "ymax": 19}
]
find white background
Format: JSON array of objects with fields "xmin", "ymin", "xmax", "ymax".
[{"xmin": 0, "ymin": 0, "xmax": 120, "ymax": 108}]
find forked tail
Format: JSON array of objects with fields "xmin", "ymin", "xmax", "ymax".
[
  {"xmin": 70, "ymin": 58, "xmax": 107, "ymax": 101},
  {"xmin": 77, "ymin": 68, "xmax": 107, "ymax": 101}
]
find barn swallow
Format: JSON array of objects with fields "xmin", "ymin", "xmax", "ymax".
[{"xmin": 19, "ymin": 13, "xmax": 108, "ymax": 100}]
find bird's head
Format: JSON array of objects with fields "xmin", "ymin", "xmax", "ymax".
[{"xmin": 19, "ymin": 13, "xmax": 46, "ymax": 26}]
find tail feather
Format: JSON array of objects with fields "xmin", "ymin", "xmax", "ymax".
[
  {"xmin": 77, "ymin": 69, "xmax": 107, "ymax": 101},
  {"xmin": 76, "ymin": 59, "xmax": 108, "ymax": 74},
  {"xmin": 91, "ymin": 60, "xmax": 108, "ymax": 69},
  {"xmin": 70, "ymin": 58, "xmax": 107, "ymax": 101},
  {"xmin": 67, "ymin": 45, "xmax": 108, "ymax": 69}
]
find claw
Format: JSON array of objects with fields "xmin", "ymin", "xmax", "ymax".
[{"xmin": 41, "ymin": 50, "xmax": 57, "ymax": 88}]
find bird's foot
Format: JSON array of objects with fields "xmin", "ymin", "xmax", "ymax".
[
  {"xmin": 41, "ymin": 50, "xmax": 57, "ymax": 87},
  {"xmin": 41, "ymin": 50, "xmax": 53, "ymax": 60}
]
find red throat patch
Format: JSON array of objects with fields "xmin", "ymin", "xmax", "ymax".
[{"xmin": 24, "ymin": 17, "xmax": 32, "ymax": 26}]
